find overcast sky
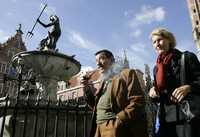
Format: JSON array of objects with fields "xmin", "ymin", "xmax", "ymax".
[{"xmin": 0, "ymin": 0, "xmax": 198, "ymax": 75}]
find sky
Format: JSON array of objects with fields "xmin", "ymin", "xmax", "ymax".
[{"xmin": 0, "ymin": 0, "xmax": 198, "ymax": 75}]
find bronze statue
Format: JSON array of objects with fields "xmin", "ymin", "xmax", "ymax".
[{"xmin": 37, "ymin": 15, "xmax": 61, "ymax": 51}]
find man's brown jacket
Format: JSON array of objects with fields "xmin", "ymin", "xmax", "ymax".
[{"xmin": 86, "ymin": 68, "xmax": 148, "ymax": 137}]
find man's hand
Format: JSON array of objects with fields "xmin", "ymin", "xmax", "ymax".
[
  {"xmin": 149, "ymin": 86, "xmax": 159, "ymax": 98},
  {"xmin": 114, "ymin": 116, "xmax": 122, "ymax": 128},
  {"xmin": 80, "ymin": 74, "xmax": 91, "ymax": 92},
  {"xmin": 170, "ymin": 85, "xmax": 191, "ymax": 103},
  {"xmin": 80, "ymin": 74, "xmax": 90, "ymax": 85}
]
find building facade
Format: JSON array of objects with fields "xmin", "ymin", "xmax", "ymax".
[
  {"xmin": 0, "ymin": 25, "xmax": 26, "ymax": 97},
  {"xmin": 57, "ymin": 69, "xmax": 101, "ymax": 101},
  {"xmin": 187, "ymin": 0, "xmax": 200, "ymax": 53}
]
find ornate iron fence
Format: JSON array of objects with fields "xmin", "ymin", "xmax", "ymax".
[{"xmin": 0, "ymin": 95, "xmax": 92, "ymax": 137}]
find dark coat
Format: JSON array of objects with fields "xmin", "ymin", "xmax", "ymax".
[
  {"xmin": 152, "ymin": 49, "xmax": 200, "ymax": 137},
  {"xmin": 153, "ymin": 49, "xmax": 200, "ymax": 104}
]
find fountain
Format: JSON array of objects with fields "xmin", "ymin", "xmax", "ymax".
[{"xmin": 11, "ymin": 50, "xmax": 81, "ymax": 100}]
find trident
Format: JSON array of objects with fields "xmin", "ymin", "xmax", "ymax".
[{"xmin": 26, "ymin": 4, "xmax": 47, "ymax": 38}]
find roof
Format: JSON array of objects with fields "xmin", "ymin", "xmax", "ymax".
[{"xmin": 1, "ymin": 34, "xmax": 26, "ymax": 51}]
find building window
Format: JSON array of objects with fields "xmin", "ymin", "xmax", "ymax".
[
  {"xmin": 0, "ymin": 63, "xmax": 2, "ymax": 72},
  {"xmin": 0, "ymin": 62, "xmax": 7, "ymax": 73},
  {"xmin": 7, "ymin": 48, "xmax": 16, "ymax": 58},
  {"xmin": 3, "ymin": 64, "xmax": 7, "ymax": 73},
  {"xmin": 6, "ymin": 65, "xmax": 9, "ymax": 74},
  {"xmin": 0, "ymin": 83, "xmax": 3, "ymax": 94}
]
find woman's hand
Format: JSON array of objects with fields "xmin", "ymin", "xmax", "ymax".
[{"xmin": 171, "ymin": 85, "xmax": 191, "ymax": 103}]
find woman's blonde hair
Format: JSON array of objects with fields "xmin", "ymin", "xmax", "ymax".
[{"xmin": 150, "ymin": 28, "xmax": 176, "ymax": 49}]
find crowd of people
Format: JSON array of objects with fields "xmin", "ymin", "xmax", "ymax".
[{"xmin": 81, "ymin": 28, "xmax": 200, "ymax": 137}]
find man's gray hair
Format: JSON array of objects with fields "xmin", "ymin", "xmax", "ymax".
[{"xmin": 95, "ymin": 49, "xmax": 115, "ymax": 62}]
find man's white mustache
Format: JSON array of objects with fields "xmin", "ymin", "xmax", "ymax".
[{"xmin": 97, "ymin": 65, "xmax": 104, "ymax": 69}]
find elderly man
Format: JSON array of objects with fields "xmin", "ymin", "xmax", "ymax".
[{"xmin": 81, "ymin": 49, "xmax": 148, "ymax": 137}]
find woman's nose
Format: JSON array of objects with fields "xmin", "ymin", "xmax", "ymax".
[{"xmin": 155, "ymin": 41, "xmax": 160, "ymax": 48}]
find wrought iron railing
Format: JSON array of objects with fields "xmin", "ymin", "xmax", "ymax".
[{"xmin": 0, "ymin": 95, "xmax": 92, "ymax": 137}]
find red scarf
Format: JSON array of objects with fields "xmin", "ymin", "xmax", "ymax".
[{"xmin": 156, "ymin": 52, "xmax": 173, "ymax": 93}]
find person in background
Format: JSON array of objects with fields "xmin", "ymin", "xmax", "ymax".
[
  {"xmin": 81, "ymin": 49, "xmax": 148, "ymax": 137},
  {"xmin": 149, "ymin": 28, "xmax": 200, "ymax": 137}
]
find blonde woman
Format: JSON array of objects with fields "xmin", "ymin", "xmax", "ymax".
[{"xmin": 149, "ymin": 28, "xmax": 200, "ymax": 137}]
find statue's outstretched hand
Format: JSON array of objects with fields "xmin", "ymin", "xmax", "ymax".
[{"xmin": 37, "ymin": 18, "xmax": 40, "ymax": 23}]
